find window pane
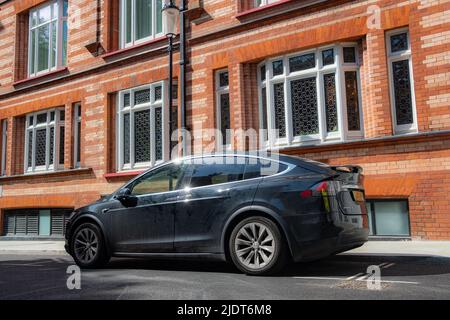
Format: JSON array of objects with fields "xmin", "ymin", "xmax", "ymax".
[
  {"xmin": 156, "ymin": 0, "xmax": 163, "ymax": 34},
  {"xmin": 392, "ymin": 60, "xmax": 413, "ymax": 126},
  {"xmin": 272, "ymin": 60, "xmax": 283, "ymax": 76},
  {"xmin": 39, "ymin": 5, "xmax": 51, "ymax": 24},
  {"xmin": 291, "ymin": 77, "xmax": 319, "ymax": 136},
  {"xmin": 37, "ymin": 113, "xmax": 47, "ymax": 124},
  {"xmin": 63, "ymin": 0, "xmax": 69, "ymax": 17},
  {"xmin": 31, "ymin": 11, "xmax": 38, "ymax": 27},
  {"xmin": 27, "ymin": 131, "xmax": 33, "ymax": 168},
  {"xmin": 155, "ymin": 107, "xmax": 163, "ymax": 161},
  {"xmin": 273, "ymin": 83, "xmax": 286, "ymax": 138},
  {"xmin": 260, "ymin": 65, "xmax": 266, "ymax": 82},
  {"xmin": 135, "ymin": 0, "xmax": 152, "ymax": 40},
  {"xmin": 134, "ymin": 109, "xmax": 151, "ymax": 163},
  {"xmin": 77, "ymin": 121, "xmax": 81, "ymax": 163},
  {"xmin": 323, "ymin": 73, "xmax": 338, "ymax": 133},
  {"xmin": 154, "ymin": 86, "xmax": 162, "ymax": 101},
  {"xmin": 244, "ymin": 160, "xmax": 287, "ymax": 179},
  {"xmin": 289, "ymin": 53, "xmax": 315, "ymax": 72},
  {"xmin": 343, "ymin": 47, "xmax": 356, "ymax": 63},
  {"xmin": 50, "ymin": 126, "xmax": 55, "ymax": 165},
  {"xmin": 189, "ymin": 161, "xmax": 245, "ymax": 188},
  {"xmin": 373, "ymin": 201, "xmax": 410, "ymax": 236},
  {"xmin": 345, "ymin": 71, "xmax": 361, "ymax": 131},
  {"xmin": 131, "ymin": 164, "xmax": 182, "ymax": 195},
  {"xmin": 59, "ymin": 126, "xmax": 65, "ymax": 165},
  {"xmin": 219, "ymin": 71, "xmax": 229, "ymax": 87},
  {"xmin": 134, "ymin": 88, "xmax": 151, "ymax": 104},
  {"xmin": 322, "ymin": 49, "xmax": 334, "ymax": 66},
  {"xmin": 62, "ymin": 20, "xmax": 68, "ymax": 66},
  {"xmin": 51, "ymin": 22, "xmax": 56, "ymax": 68},
  {"xmin": 390, "ymin": 33, "xmax": 408, "ymax": 53},
  {"xmin": 124, "ymin": 92, "xmax": 131, "ymax": 107},
  {"xmin": 37, "ymin": 24, "xmax": 50, "ymax": 72},
  {"xmin": 220, "ymin": 93, "xmax": 230, "ymax": 145},
  {"xmin": 35, "ymin": 129, "xmax": 47, "ymax": 166},
  {"xmin": 123, "ymin": 113, "xmax": 130, "ymax": 164},
  {"xmin": 261, "ymin": 87, "xmax": 268, "ymax": 141},
  {"xmin": 30, "ymin": 31, "xmax": 36, "ymax": 74},
  {"xmin": 125, "ymin": 0, "xmax": 132, "ymax": 44}
]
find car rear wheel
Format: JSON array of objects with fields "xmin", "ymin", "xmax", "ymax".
[
  {"xmin": 229, "ymin": 216, "xmax": 288, "ymax": 275},
  {"xmin": 71, "ymin": 223, "xmax": 110, "ymax": 268}
]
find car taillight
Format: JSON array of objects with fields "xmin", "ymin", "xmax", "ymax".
[{"xmin": 300, "ymin": 181, "xmax": 331, "ymax": 213}]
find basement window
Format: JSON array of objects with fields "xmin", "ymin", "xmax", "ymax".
[
  {"xmin": 25, "ymin": 108, "xmax": 65, "ymax": 173},
  {"xmin": 366, "ymin": 200, "xmax": 411, "ymax": 237}
]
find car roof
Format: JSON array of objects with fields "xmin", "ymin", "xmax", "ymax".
[{"xmin": 174, "ymin": 152, "xmax": 334, "ymax": 174}]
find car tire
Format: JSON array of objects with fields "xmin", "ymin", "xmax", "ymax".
[
  {"xmin": 71, "ymin": 222, "xmax": 110, "ymax": 269},
  {"xmin": 229, "ymin": 216, "xmax": 288, "ymax": 276}
]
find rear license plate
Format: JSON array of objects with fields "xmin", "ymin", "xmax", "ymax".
[{"xmin": 352, "ymin": 191, "xmax": 365, "ymax": 202}]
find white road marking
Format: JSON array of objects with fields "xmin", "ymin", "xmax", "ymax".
[
  {"xmin": 293, "ymin": 261, "xmax": 418, "ymax": 285},
  {"xmin": 345, "ymin": 273, "xmax": 364, "ymax": 280},
  {"xmin": 293, "ymin": 276, "xmax": 418, "ymax": 285}
]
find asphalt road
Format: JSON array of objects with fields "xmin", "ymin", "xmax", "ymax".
[{"xmin": 0, "ymin": 253, "xmax": 449, "ymax": 299}]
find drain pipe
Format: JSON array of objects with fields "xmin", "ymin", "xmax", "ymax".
[{"xmin": 179, "ymin": 0, "xmax": 188, "ymax": 156}]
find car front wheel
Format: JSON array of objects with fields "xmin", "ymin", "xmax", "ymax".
[
  {"xmin": 71, "ymin": 222, "xmax": 110, "ymax": 268},
  {"xmin": 229, "ymin": 216, "xmax": 288, "ymax": 275}
]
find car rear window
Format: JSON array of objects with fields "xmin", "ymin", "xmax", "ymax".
[{"xmin": 244, "ymin": 159, "xmax": 288, "ymax": 180}]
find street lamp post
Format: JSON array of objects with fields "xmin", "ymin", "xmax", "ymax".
[{"xmin": 162, "ymin": 1, "xmax": 180, "ymax": 159}]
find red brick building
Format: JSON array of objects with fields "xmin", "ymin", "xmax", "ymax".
[{"xmin": 0, "ymin": 0, "xmax": 449, "ymax": 239}]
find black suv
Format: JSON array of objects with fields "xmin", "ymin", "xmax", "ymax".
[{"xmin": 65, "ymin": 153, "xmax": 368, "ymax": 275}]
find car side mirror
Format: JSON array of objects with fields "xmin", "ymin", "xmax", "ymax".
[{"xmin": 114, "ymin": 188, "xmax": 138, "ymax": 208}]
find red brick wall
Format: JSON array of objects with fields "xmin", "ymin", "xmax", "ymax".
[{"xmin": 0, "ymin": 0, "xmax": 449, "ymax": 239}]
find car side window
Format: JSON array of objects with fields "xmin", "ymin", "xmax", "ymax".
[
  {"xmin": 244, "ymin": 158, "xmax": 288, "ymax": 180},
  {"xmin": 188, "ymin": 158, "xmax": 245, "ymax": 188},
  {"xmin": 130, "ymin": 163, "xmax": 186, "ymax": 196}
]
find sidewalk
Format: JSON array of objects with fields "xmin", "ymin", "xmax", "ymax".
[
  {"xmin": 0, "ymin": 240, "xmax": 66, "ymax": 255},
  {"xmin": 0, "ymin": 240, "xmax": 449, "ymax": 258},
  {"xmin": 345, "ymin": 241, "xmax": 450, "ymax": 258}
]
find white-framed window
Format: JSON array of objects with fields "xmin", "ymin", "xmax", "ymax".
[
  {"xmin": 25, "ymin": 108, "xmax": 65, "ymax": 173},
  {"xmin": 258, "ymin": 43, "xmax": 363, "ymax": 148},
  {"xmin": 386, "ymin": 29, "xmax": 417, "ymax": 135},
  {"xmin": 215, "ymin": 69, "xmax": 231, "ymax": 149},
  {"xmin": 255, "ymin": 0, "xmax": 279, "ymax": 7},
  {"xmin": 28, "ymin": 0, "xmax": 68, "ymax": 77},
  {"xmin": 119, "ymin": 0, "xmax": 163, "ymax": 49},
  {"xmin": 1, "ymin": 119, "xmax": 8, "ymax": 176},
  {"xmin": 73, "ymin": 103, "xmax": 81, "ymax": 168},
  {"xmin": 117, "ymin": 82, "xmax": 169, "ymax": 171}
]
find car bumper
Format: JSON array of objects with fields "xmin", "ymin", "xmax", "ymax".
[{"xmin": 290, "ymin": 227, "xmax": 369, "ymax": 262}]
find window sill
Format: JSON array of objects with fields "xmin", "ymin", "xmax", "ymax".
[
  {"xmin": 101, "ymin": 37, "xmax": 167, "ymax": 60},
  {"xmin": 236, "ymin": 0, "xmax": 294, "ymax": 18},
  {"xmin": 104, "ymin": 170, "xmax": 145, "ymax": 180},
  {"xmin": 0, "ymin": 167, "xmax": 93, "ymax": 183},
  {"xmin": 13, "ymin": 67, "xmax": 69, "ymax": 87}
]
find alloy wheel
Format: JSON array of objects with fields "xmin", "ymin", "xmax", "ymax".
[
  {"xmin": 74, "ymin": 227, "xmax": 99, "ymax": 264},
  {"xmin": 234, "ymin": 222, "xmax": 275, "ymax": 270}
]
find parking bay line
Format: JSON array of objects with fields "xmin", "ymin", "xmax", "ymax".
[
  {"xmin": 293, "ymin": 262, "xmax": 417, "ymax": 285},
  {"xmin": 292, "ymin": 276, "xmax": 419, "ymax": 285}
]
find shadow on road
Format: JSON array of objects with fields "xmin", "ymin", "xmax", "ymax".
[{"xmin": 1, "ymin": 253, "xmax": 450, "ymax": 278}]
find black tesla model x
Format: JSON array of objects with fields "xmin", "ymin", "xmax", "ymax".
[{"xmin": 65, "ymin": 153, "xmax": 368, "ymax": 275}]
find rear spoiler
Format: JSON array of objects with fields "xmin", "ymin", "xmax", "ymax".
[
  {"xmin": 329, "ymin": 165, "xmax": 364, "ymax": 188},
  {"xmin": 330, "ymin": 165, "xmax": 363, "ymax": 174}
]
